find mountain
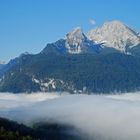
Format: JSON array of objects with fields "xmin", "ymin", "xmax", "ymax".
[
  {"xmin": 1, "ymin": 52, "xmax": 140, "ymax": 93},
  {"xmin": 1, "ymin": 21, "xmax": 140, "ymax": 93},
  {"xmin": 88, "ymin": 20, "xmax": 140, "ymax": 53},
  {"xmin": 42, "ymin": 27, "xmax": 102, "ymax": 55},
  {"xmin": 42, "ymin": 23, "xmax": 140, "ymax": 56}
]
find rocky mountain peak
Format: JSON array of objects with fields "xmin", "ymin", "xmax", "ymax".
[
  {"xmin": 88, "ymin": 20, "xmax": 140, "ymax": 52},
  {"xmin": 65, "ymin": 27, "xmax": 89, "ymax": 54}
]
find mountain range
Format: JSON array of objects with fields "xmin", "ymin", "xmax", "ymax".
[{"xmin": 1, "ymin": 20, "xmax": 140, "ymax": 93}]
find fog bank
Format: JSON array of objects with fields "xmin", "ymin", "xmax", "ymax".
[{"xmin": 0, "ymin": 92, "xmax": 140, "ymax": 140}]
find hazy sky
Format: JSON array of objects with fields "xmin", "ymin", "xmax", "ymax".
[{"xmin": 0, "ymin": 0, "xmax": 140, "ymax": 62}]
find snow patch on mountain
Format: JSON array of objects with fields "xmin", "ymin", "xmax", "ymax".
[
  {"xmin": 32, "ymin": 78, "xmax": 58, "ymax": 91},
  {"xmin": 32, "ymin": 77, "xmax": 75, "ymax": 92}
]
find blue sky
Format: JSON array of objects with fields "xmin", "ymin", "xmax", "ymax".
[{"xmin": 0, "ymin": 0, "xmax": 140, "ymax": 62}]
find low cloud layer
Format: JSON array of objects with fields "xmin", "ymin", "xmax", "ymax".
[{"xmin": 1, "ymin": 92, "xmax": 140, "ymax": 140}]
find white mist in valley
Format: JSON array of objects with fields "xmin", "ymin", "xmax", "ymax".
[{"xmin": 1, "ymin": 92, "xmax": 140, "ymax": 140}]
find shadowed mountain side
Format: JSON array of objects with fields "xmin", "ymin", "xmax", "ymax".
[
  {"xmin": 0, "ymin": 117, "xmax": 85, "ymax": 140},
  {"xmin": 1, "ymin": 53, "xmax": 140, "ymax": 93}
]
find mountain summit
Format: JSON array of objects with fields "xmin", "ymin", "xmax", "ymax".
[
  {"xmin": 42, "ymin": 21, "xmax": 140, "ymax": 56},
  {"xmin": 41, "ymin": 27, "xmax": 101, "ymax": 54},
  {"xmin": 65, "ymin": 27, "xmax": 102, "ymax": 54},
  {"xmin": 65, "ymin": 27, "xmax": 88, "ymax": 54},
  {"xmin": 88, "ymin": 20, "xmax": 140, "ymax": 53},
  {"xmin": 42, "ymin": 27, "xmax": 102, "ymax": 55}
]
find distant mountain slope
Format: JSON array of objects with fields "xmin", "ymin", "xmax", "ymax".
[{"xmin": 0, "ymin": 117, "xmax": 83, "ymax": 140}]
